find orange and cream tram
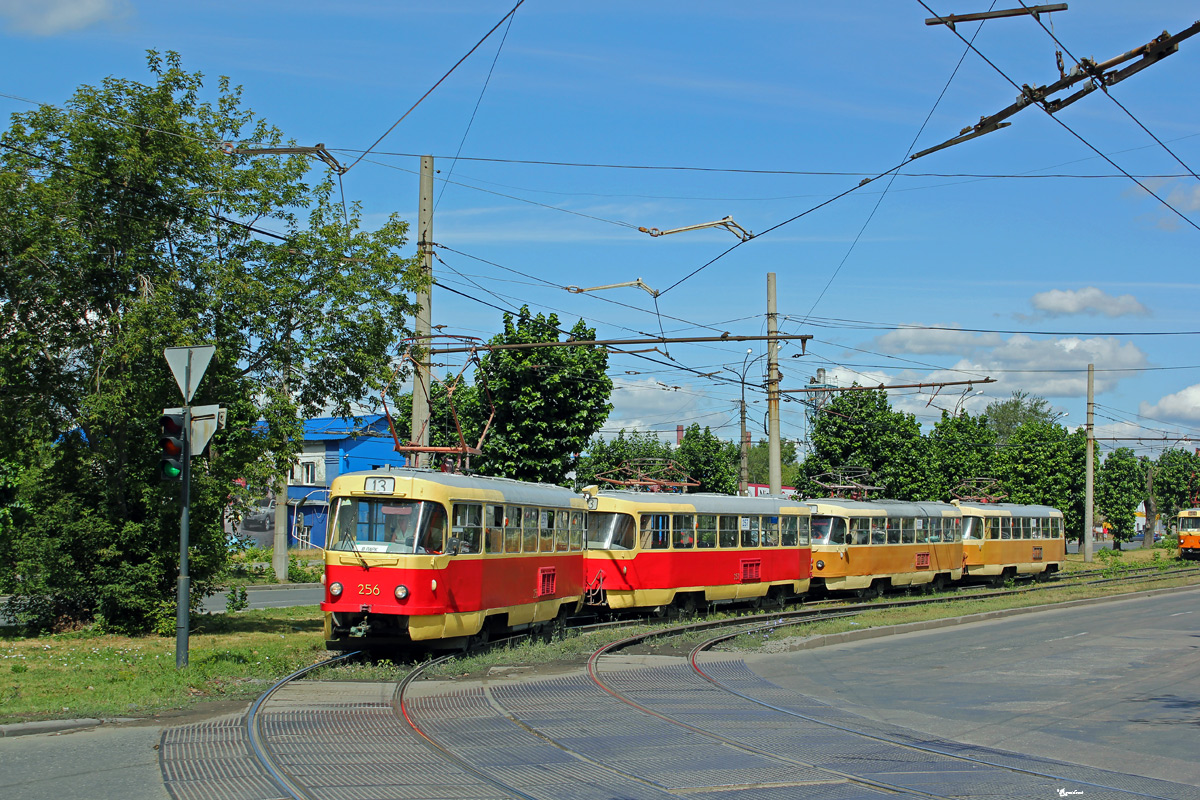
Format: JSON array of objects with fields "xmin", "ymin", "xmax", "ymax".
[
  {"xmin": 807, "ymin": 499, "xmax": 963, "ymax": 597},
  {"xmin": 582, "ymin": 490, "xmax": 812, "ymax": 615},
  {"xmin": 954, "ymin": 501, "xmax": 1065, "ymax": 584},
  {"xmin": 322, "ymin": 468, "xmax": 589, "ymax": 650},
  {"xmin": 1176, "ymin": 508, "xmax": 1200, "ymax": 560}
]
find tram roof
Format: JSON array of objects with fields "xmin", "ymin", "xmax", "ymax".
[
  {"xmin": 594, "ymin": 490, "xmax": 807, "ymax": 514},
  {"xmin": 952, "ymin": 501, "xmax": 1063, "ymax": 517},
  {"xmin": 804, "ymin": 497, "xmax": 961, "ymax": 516},
  {"xmin": 340, "ymin": 467, "xmax": 581, "ymax": 505}
]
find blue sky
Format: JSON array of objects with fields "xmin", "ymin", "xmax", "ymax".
[{"xmin": 4, "ymin": 1, "xmax": 1200, "ymax": 461}]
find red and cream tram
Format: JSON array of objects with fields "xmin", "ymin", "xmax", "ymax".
[
  {"xmin": 953, "ymin": 501, "xmax": 1065, "ymax": 584},
  {"xmin": 807, "ymin": 498, "xmax": 963, "ymax": 597},
  {"xmin": 581, "ymin": 489, "xmax": 812, "ymax": 615},
  {"xmin": 321, "ymin": 468, "xmax": 589, "ymax": 650}
]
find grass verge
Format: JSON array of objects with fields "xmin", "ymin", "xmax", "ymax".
[{"xmin": 0, "ymin": 606, "xmax": 327, "ymax": 725}]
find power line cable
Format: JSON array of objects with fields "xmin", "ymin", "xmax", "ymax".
[
  {"xmin": 344, "ymin": 0, "xmax": 525, "ymax": 174},
  {"xmin": 1015, "ymin": 0, "xmax": 1200, "ymax": 184},
  {"xmin": 435, "ymin": 8, "xmax": 519, "ymax": 210},
  {"xmin": 799, "ymin": 2, "xmax": 995, "ymax": 324},
  {"xmin": 917, "ymin": 0, "xmax": 1200, "ymax": 234}
]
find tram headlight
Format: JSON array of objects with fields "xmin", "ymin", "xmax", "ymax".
[
  {"xmin": 329, "ymin": 581, "xmax": 344, "ymax": 598},
  {"xmin": 394, "ymin": 584, "xmax": 409, "ymax": 600},
  {"xmin": 815, "ymin": 560, "xmax": 825, "ymax": 571}
]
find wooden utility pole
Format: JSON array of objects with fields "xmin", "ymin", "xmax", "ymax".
[
  {"xmin": 766, "ymin": 273, "xmax": 782, "ymax": 495},
  {"xmin": 410, "ymin": 155, "xmax": 434, "ymax": 468},
  {"xmin": 1085, "ymin": 362, "xmax": 1095, "ymax": 562}
]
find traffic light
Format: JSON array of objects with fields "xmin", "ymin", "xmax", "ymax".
[{"xmin": 159, "ymin": 411, "xmax": 187, "ymax": 481}]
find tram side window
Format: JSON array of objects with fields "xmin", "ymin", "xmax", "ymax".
[
  {"xmin": 451, "ymin": 503, "xmax": 483, "ymax": 554},
  {"xmin": 719, "ymin": 515, "xmax": 739, "ymax": 548},
  {"xmin": 886, "ymin": 517, "xmax": 902, "ymax": 544},
  {"xmin": 539, "ymin": 509, "xmax": 555, "ymax": 552},
  {"xmin": 781, "ymin": 515, "xmax": 797, "ymax": 547},
  {"xmin": 797, "ymin": 515, "xmax": 811, "ymax": 546},
  {"xmin": 848, "ymin": 518, "xmax": 870, "ymax": 546},
  {"xmin": 696, "ymin": 514, "xmax": 718, "ymax": 548},
  {"xmin": 871, "ymin": 518, "xmax": 887, "ymax": 545},
  {"xmin": 1000, "ymin": 518, "xmax": 1012, "ymax": 540},
  {"xmin": 642, "ymin": 514, "xmax": 670, "ymax": 550},
  {"xmin": 483, "ymin": 504, "xmax": 503, "ymax": 554},
  {"xmin": 552, "ymin": 510, "xmax": 568, "ymax": 551},
  {"xmin": 505, "ymin": 507, "xmax": 523, "ymax": 553},
  {"xmin": 763, "ymin": 516, "xmax": 780, "ymax": 546},
  {"xmin": 914, "ymin": 518, "xmax": 928, "ymax": 544},
  {"xmin": 899, "ymin": 518, "xmax": 914, "ymax": 544},
  {"xmin": 929, "ymin": 518, "xmax": 944, "ymax": 544},
  {"xmin": 739, "ymin": 516, "xmax": 759, "ymax": 547},
  {"xmin": 951, "ymin": 517, "xmax": 962, "ymax": 542},
  {"xmin": 570, "ymin": 511, "xmax": 585, "ymax": 551},
  {"xmin": 672, "ymin": 514, "xmax": 695, "ymax": 548},
  {"xmin": 522, "ymin": 507, "xmax": 539, "ymax": 552}
]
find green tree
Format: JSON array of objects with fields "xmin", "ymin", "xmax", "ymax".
[
  {"xmin": 1096, "ymin": 448, "xmax": 1144, "ymax": 543},
  {"xmin": 983, "ymin": 390, "xmax": 1058, "ymax": 445},
  {"xmin": 799, "ymin": 388, "xmax": 933, "ymax": 500},
  {"xmin": 675, "ymin": 424, "xmax": 739, "ymax": 494},
  {"xmin": 574, "ymin": 430, "xmax": 674, "ymax": 487},
  {"xmin": 1150, "ymin": 448, "xmax": 1200, "ymax": 519},
  {"xmin": 0, "ymin": 54, "xmax": 422, "ymax": 632},
  {"xmin": 994, "ymin": 421, "xmax": 1087, "ymax": 540},
  {"xmin": 474, "ymin": 307, "xmax": 612, "ymax": 484},
  {"xmin": 746, "ymin": 438, "xmax": 801, "ymax": 488},
  {"xmin": 926, "ymin": 411, "xmax": 996, "ymax": 501}
]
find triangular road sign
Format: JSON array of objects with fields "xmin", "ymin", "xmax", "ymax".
[{"xmin": 164, "ymin": 345, "xmax": 215, "ymax": 403}]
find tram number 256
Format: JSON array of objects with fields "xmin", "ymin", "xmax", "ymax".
[{"xmin": 357, "ymin": 583, "xmax": 381, "ymax": 596}]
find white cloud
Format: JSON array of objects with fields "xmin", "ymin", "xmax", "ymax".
[
  {"xmin": 1140, "ymin": 384, "xmax": 1200, "ymax": 425},
  {"xmin": 935, "ymin": 335, "xmax": 1148, "ymax": 398},
  {"xmin": 603, "ymin": 377, "xmax": 703, "ymax": 437},
  {"xmin": 0, "ymin": 0, "xmax": 131, "ymax": 35},
  {"xmin": 1029, "ymin": 287, "xmax": 1148, "ymax": 318},
  {"xmin": 875, "ymin": 324, "xmax": 1003, "ymax": 355}
]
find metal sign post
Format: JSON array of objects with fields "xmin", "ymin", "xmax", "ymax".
[{"xmin": 163, "ymin": 346, "xmax": 217, "ymax": 669}]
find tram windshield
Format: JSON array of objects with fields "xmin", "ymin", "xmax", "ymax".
[
  {"xmin": 810, "ymin": 516, "xmax": 847, "ymax": 545},
  {"xmin": 327, "ymin": 498, "xmax": 447, "ymax": 554},
  {"xmin": 962, "ymin": 517, "xmax": 983, "ymax": 540},
  {"xmin": 1178, "ymin": 516, "xmax": 1200, "ymax": 531},
  {"xmin": 587, "ymin": 512, "xmax": 637, "ymax": 550}
]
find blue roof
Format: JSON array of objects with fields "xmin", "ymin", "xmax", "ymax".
[{"xmin": 302, "ymin": 414, "xmax": 392, "ymax": 442}]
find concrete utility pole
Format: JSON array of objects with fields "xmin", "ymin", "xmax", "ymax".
[
  {"xmin": 766, "ymin": 273, "xmax": 782, "ymax": 495},
  {"xmin": 735, "ymin": 348, "xmax": 752, "ymax": 496},
  {"xmin": 1085, "ymin": 363, "xmax": 1095, "ymax": 563},
  {"xmin": 410, "ymin": 155, "xmax": 434, "ymax": 468}
]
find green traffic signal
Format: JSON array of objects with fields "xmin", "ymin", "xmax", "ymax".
[{"xmin": 159, "ymin": 412, "xmax": 187, "ymax": 481}]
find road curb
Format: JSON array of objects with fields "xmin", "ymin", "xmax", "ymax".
[{"xmin": 0, "ymin": 716, "xmax": 137, "ymax": 738}]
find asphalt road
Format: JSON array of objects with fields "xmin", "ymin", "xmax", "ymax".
[
  {"xmin": 745, "ymin": 585, "xmax": 1200, "ymax": 786},
  {"xmin": 199, "ymin": 583, "xmax": 324, "ymax": 613}
]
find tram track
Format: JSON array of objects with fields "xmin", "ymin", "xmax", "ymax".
[{"xmin": 232, "ymin": 569, "xmax": 1200, "ymax": 800}]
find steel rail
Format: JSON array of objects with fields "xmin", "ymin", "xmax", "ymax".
[
  {"xmin": 391, "ymin": 653, "xmax": 545, "ymax": 800},
  {"xmin": 245, "ymin": 650, "xmax": 361, "ymax": 800},
  {"xmin": 584, "ymin": 611, "xmax": 978, "ymax": 800}
]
